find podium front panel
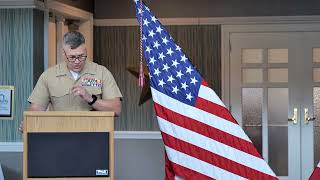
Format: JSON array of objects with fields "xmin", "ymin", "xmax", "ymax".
[
  {"xmin": 23, "ymin": 111, "xmax": 115, "ymax": 180},
  {"xmin": 28, "ymin": 132, "xmax": 110, "ymax": 178}
]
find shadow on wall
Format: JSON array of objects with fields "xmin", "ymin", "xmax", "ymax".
[
  {"xmin": 2, "ymin": 165, "xmax": 22, "ymax": 180},
  {"xmin": 0, "ymin": 164, "xmax": 3, "ymax": 180},
  {"xmin": 0, "ymin": 152, "xmax": 23, "ymax": 180}
]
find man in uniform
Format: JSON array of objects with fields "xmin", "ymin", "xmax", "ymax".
[{"xmin": 26, "ymin": 31, "xmax": 122, "ymax": 114}]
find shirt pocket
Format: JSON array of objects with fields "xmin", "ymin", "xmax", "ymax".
[{"xmin": 49, "ymin": 87, "xmax": 70, "ymax": 110}]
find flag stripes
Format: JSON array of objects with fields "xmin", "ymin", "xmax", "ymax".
[
  {"xmin": 171, "ymin": 162, "xmax": 214, "ymax": 180},
  {"xmin": 162, "ymin": 132, "xmax": 277, "ymax": 180},
  {"xmin": 151, "ymin": 87, "xmax": 251, "ymax": 142},
  {"xmin": 309, "ymin": 162, "xmax": 320, "ymax": 180},
  {"xmin": 157, "ymin": 115, "xmax": 275, "ymax": 177},
  {"xmin": 154, "ymin": 103, "xmax": 261, "ymax": 157},
  {"xmin": 198, "ymin": 82, "xmax": 225, "ymax": 108},
  {"xmin": 165, "ymin": 146, "xmax": 245, "ymax": 180},
  {"xmin": 196, "ymin": 81, "xmax": 238, "ymax": 124},
  {"xmin": 195, "ymin": 96, "xmax": 238, "ymax": 124}
]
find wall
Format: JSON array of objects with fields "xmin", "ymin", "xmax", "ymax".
[
  {"xmin": 0, "ymin": 8, "xmax": 44, "ymax": 180},
  {"xmin": 0, "ymin": 153, "xmax": 22, "ymax": 180},
  {"xmin": 95, "ymin": 0, "xmax": 320, "ymax": 19},
  {"xmin": 115, "ymin": 139, "xmax": 164, "ymax": 180},
  {"xmin": 0, "ymin": 9, "xmax": 44, "ymax": 142}
]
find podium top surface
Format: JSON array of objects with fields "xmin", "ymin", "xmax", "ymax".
[{"xmin": 24, "ymin": 111, "xmax": 115, "ymax": 117}]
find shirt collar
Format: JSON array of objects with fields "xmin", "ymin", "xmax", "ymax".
[{"xmin": 56, "ymin": 61, "xmax": 96, "ymax": 77}]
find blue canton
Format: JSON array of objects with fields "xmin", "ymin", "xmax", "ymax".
[{"xmin": 134, "ymin": 1, "xmax": 202, "ymax": 106}]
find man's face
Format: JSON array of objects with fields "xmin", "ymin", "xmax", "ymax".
[{"xmin": 63, "ymin": 44, "xmax": 87, "ymax": 72}]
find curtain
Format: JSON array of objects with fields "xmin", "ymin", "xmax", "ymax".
[{"xmin": 0, "ymin": 9, "xmax": 34, "ymax": 142}]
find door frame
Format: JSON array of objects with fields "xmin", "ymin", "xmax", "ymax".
[
  {"xmin": 222, "ymin": 23, "xmax": 320, "ymax": 180},
  {"xmin": 44, "ymin": 0, "xmax": 94, "ymax": 66}
]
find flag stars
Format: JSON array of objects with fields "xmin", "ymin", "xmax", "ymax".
[
  {"xmin": 142, "ymin": 35, "xmax": 147, "ymax": 42},
  {"xmin": 176, "ymin": 70, "xmax": 184, "ymax": 79},
  {"xmin": 172, "ymin": 86, "xmax": 180, "ymax": 94},
  {"xmin": 143, "ymin": 19, "xmax": 150, "ymax": 26},
  {"xmin": 136, "ymin": 4, "xmax": 205, "ymax": 106},
  {"xmin": 149, "ymin": 56, "xmax": 156, "ymax": 65},
  {"xmin": 162, "ymin": 37, "xmax": 169, "ymax": 45},
  {"xmin": 171, "ymin": 59, "xmax": 180, "ymax": 68},
  {"xmin": 180, "ymin": 55, "xmax": 188, "ymax": 63},
  {"xmin": 159, "ymin": 52, "xmax": 166, "ymax": 60},
  {"xmin": 148, "ymin": 30, "xmax": 155, "ymax": 38},
  {"xmin": 190, "ymin": 77, "xmax": 198, "ymax": 85},
  {"xmin": 146, "ymin": 46, "xmax": 152, "ymax": 53},
  {"xmin": 186, "ymin": 92, "xmax": 193, "ymax": 101},
  {"xmin": 158, "ymin": 79, "xmax": 166, "ymax": 87},
  {"xmin": 181, "ymin": 82, "xmax": 189, "ymax": 90},
  {"xmin": 156, "ymin": 26, "xmax": 163, "ymax": 34},
  {"xmin": 176, "ymin": 45, "xmax": 181, "ymax": 52},
  {"xmin": 138, "ymin": 8, "xmax": 144, "ymax": 15},
  {"xmin": 162, "ymin": 63, "xmax": 170, "ymax": 71},
  {"xmin": 153, "ymin": 41, "xmax": 160, "ymax": 49},
  {"xmin": 167, "ymin": 75, "xmax": 175, "ymax": 83},
  {"xmin": 151, "ymin": 16, "xmax": 157, "ymax": 23},
  {"xmin": 186, "ymin": 66, "xmax": 194, "ymax": 74},
  {"xmin": 166, "ymin": 48, "xmax": 174, "ymax": 56},
  {"xmin": 154, "ymin": 68, "xmax": 161, "ymax": 76}
]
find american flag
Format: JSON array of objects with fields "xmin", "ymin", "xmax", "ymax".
[
  {"xmin": 134, "ymin": 1, "xmax": 278, "ymax": 179},
  {"xmin": 309, "ymin": 162, "xmax": 320, "ymax": 180}
]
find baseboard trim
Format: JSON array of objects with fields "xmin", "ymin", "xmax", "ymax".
[
  {"xmin": 0, "ymin": 142, "xmax": 23, "ymax": 152},
  {"xmin": 115, "ymin": 131, "xmax": 162, "ymax": 139}
]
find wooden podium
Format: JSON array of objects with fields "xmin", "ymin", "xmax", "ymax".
[{"xmin": 23, "ymin": 111, "xmax": 115, "ymax": 180}]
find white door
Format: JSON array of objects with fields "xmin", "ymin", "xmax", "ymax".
[
  {"xmin": 228, "ymin": 30, "xmax": 319, "ymax": 180},
  {"xmin": 302, "ymin": 32, "xmax": 320, "ymax": 179}
]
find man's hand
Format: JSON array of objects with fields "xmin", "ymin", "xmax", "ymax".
[
  {"xmin": 19, "ymin": 103, "xmax": 47, "ymax": 133},
  {"xmin": 72, "ymin": 86, "xmax": 122, "ymax": 115},
  {"xmin": 71, "ymin": 85, "xmax": 93, "ymax": 103}
]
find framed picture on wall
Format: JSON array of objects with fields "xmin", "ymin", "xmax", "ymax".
[{"xmin": 0, "ymin": 86, "xmax": 14, "ymax": 120}]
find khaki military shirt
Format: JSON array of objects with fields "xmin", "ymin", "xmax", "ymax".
[{"xmin": 28, "ymin": 61, "xmax": 122, "ymax": 111}]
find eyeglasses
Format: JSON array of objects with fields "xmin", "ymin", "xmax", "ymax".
[{"xmin": 63, "ymin": 50, "xmax": 87, "ymax": 62}]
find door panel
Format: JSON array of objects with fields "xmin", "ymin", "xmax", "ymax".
[
  {"xmin": 242, "ymin": 88, "xmax": 263, "ymax": 155},
  {"xmin": 313, "ymin": 87, "xmax": 320, "ymax": 166},
  {"xmin": 230, "ymin": 32, "xmax": 302, "ymax": 179},
  {"xmin": 268, "ymin": 88, "xmax": 289, "ymax": 176}
]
